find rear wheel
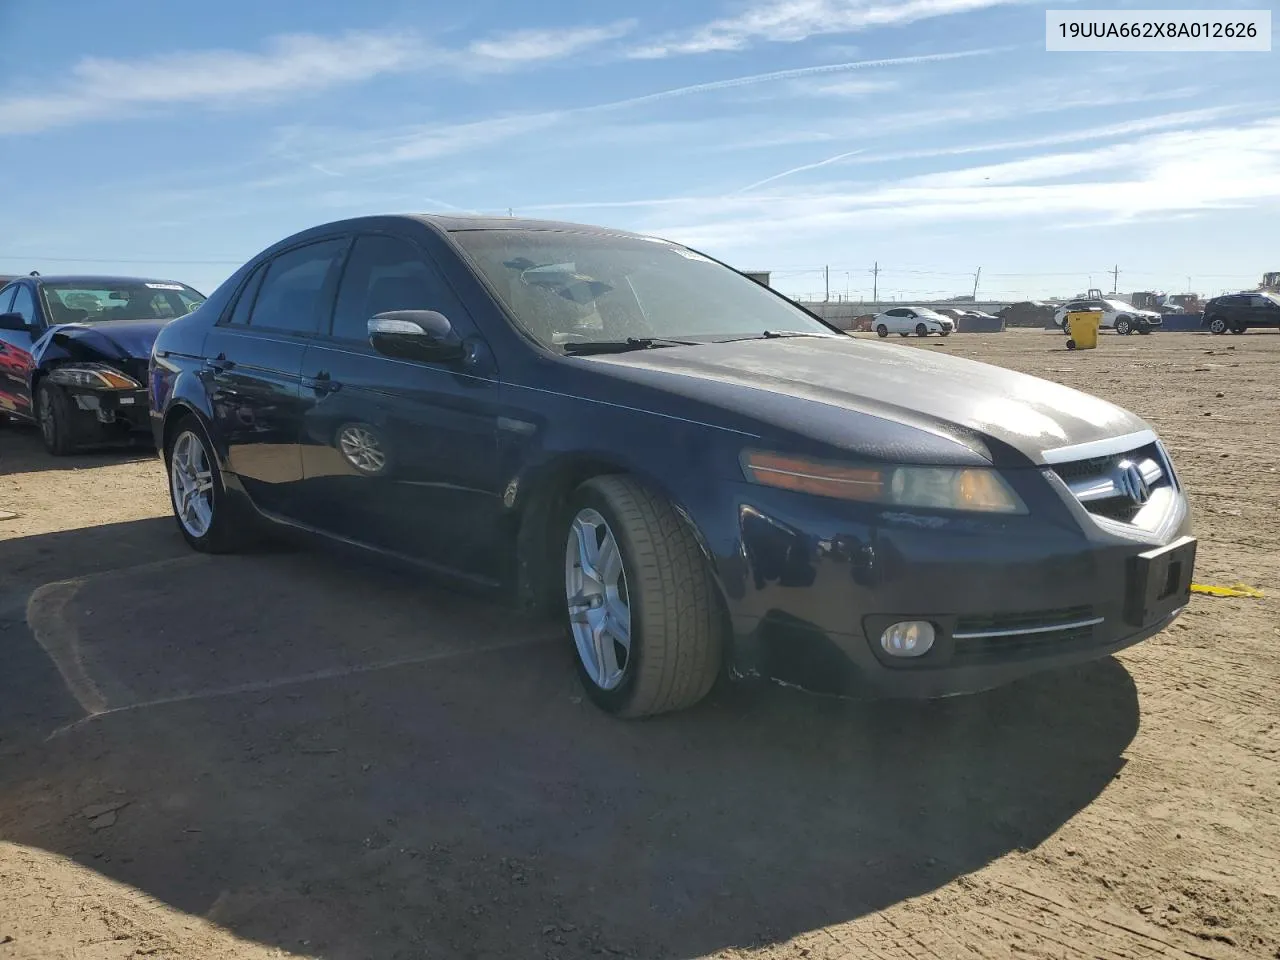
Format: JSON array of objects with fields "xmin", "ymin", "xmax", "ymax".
[
  {"xmin": 876, "ymin": 324, "xmax": 888, "ymax": 338},
  {"xmin": 915, "ymin": 323, "xmax": 928, "ymax": 337},
  {"xmin": 167, "ymin": 419, "xmax": 251, "ymax": 553},
  {"xmin": 563, "ymin": 476, "xmax": 722, "ymax": 718},
  {"xmin": 1229, "ymin": 324, "xmax": 1246, "ymax": 335},
  {"xmin": 36, "ymin": 380, "xmax": 77, "ymax": 456}
]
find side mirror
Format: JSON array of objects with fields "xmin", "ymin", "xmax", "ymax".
[
  {"xmin": 0, "ymin": 312, "xmax": 31, "ymax": 332},
  {"xmin": 368, "ymin": 310, "xmax": 465, "ymax": 363}
]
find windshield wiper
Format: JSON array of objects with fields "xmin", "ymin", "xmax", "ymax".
[
  {"xmin": 713, "ymin": 331, "xmax": 833, "ymax": 343},
  {"xmin": 561, "ymin": 337, "xmax": 699, "ymax": 355}
]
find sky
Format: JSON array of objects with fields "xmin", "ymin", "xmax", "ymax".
[{"xmin": 1, "ymin": 0, "xmax": 1277, "ymax": 303}]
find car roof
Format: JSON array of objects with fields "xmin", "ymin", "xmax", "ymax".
[{"xmin": 411, "ymin": 213, "xmax": 653, "ymax": 238}]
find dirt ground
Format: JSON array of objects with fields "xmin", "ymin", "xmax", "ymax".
[{"xmin": 1, "ymin": 328, "xmax": 1277, "ymax": 960}]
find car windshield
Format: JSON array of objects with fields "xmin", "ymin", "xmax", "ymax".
[
  {"xmin": 41, "ymin": 282, "xmax": 205, "ymax": 324},
  {"xmin": 1104, "ymin": 299, "xmax": 1135, "ymax": 311},
  {"xmin": 914, "ymin": 308, "xmax": 947, "ymax": 319},
  {"xmin": 1261, "ymin": 292, "xmax": 1280, "ymax": 306},
  {"xmin": 450, "ymin": 230, "xmax": 834, "ymax": 347}
]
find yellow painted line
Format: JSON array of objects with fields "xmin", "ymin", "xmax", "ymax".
[{"xmin": 1191, "ymin": 583, "xmax": 1264, "ymax": 599}]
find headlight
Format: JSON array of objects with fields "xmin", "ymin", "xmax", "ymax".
[
  {"xmin": 48, "ymin": 364, "xmax": 141, "ymax": 390},
  {"xmin": 740, "ymin": 451, "xmax": 1026, "ymax": 513}
]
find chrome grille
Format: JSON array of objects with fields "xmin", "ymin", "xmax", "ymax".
[
  {"xmin": 1050, "ymin": 441, "xmax": 1170, "ymax": 525},
  {"xmin": 952, "ymin": 606, "xmax": 1103, "ymax": 662}
]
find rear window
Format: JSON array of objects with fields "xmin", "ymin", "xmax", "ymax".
[{"xmin": 42, "ymin": 282, "xmax": 205, "ymax": 324}]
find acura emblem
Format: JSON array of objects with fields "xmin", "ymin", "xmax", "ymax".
[{"xmin": 1116, "ymin": 460, "xmax": 1151, "ymax": 505}]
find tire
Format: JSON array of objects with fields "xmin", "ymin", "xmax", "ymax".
[
  {"xmin": 915, "ymin": 323, "xmax": 928, "ymax": 337},
  {"xmin": 35, "ymin": 380, "xmax": 78, "ymax": 456},
  {"xmin": 165, "ymin": 416, "xmax": 251, "ymax": 553},
  {"xmin": 563, "ymin": 475, "xmax": 722, "ymax": 718},
  {"xmin": 876, "ymin": 324, "xmax": 888, "ymax": 338},
  {"xmin": 1207, "ymin": 315, "xmax": 1229, "ymax": 335},
  {"xmin": 939, "ymin": 331, "xmax": 951, "ymax": 337},
  {"xmin": 1115, "ymin": 317, "xmax": 1133, "ymax": 336},
  {"xmin": 1066, "ymin": 339, "xmax": 1077, "ymax": 350},
  {"xmin": 1229, "ymin": 324, "xmax": 1246, "ymax": 335},
  {"xmin": 1061, "ymin": 318, "xmax": 1071, "ymax": 335},
  {"xmin": 898, "ymin": 332, "xmax": 910, "ymax": 338}
]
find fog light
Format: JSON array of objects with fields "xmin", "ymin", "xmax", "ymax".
[{"xmin": 880, "ymin": 621, "xmax": 935, "ymax": 658}]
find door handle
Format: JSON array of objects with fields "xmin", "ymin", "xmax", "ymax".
[{"xmin": 309, "ymin": 372, "xmax": 342, "ymax": 396}]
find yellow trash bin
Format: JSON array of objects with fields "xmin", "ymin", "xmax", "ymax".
[{"xmin": 1066, "ymin": 310, "xmax": 1102, "ymax": 350}]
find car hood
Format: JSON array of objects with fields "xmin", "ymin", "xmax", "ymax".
[
  {"xmin": 45, "ymin": 318, "xmax": 169, "ymax": 361},
  {"xmin": 586, "ymin": 336, "xmax": 1148, "ymax": 466}
]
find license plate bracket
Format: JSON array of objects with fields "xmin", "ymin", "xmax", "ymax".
[{"xmin": 1124, "ymin": 535, "xmax": 1196, "ymax": 627}]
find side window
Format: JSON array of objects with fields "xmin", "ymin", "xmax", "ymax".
[
  {"xmin": 0, "ymin": 285, "xmax": 15, "ymax": 314},
  {"xmin": 1249, "ymin": 295, "xmax": 1271, "ymax": 308},
  {"xmin": 248, "ymin": 239, "xmax": 346, "ymax": 334},
  {"xmin": 885, "ymin": 308, "xmax": 905, "ymax": 318},
  {"xmin": 10, "ymin": 285, "xmax": 36, "ymax": 323},
  {"xmin": 329, "ymin": 234, "xmax": 462, "ymax": 342},
  {"xmin": 227, "ymin": 263, "xmax": 266, "ymax": 326}
]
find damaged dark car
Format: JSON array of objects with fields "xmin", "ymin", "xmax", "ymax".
[
  {"xmin": 150, "ymin": 215, "xmax": 1197, "ymax": 719},
  {"xmin": 0, "ymin": 274, "xmax": 205, "ymax": 454}
]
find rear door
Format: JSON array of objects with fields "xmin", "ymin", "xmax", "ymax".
[
  {"xmin": 202, "ymin": 237, "xmax": 348, "ymax": 517},
  {"xmin": 0, "ymin": 283, "xmax": 42, "ymax": 420},
  {"xmin": 1247, "ymin": 294, "xmax": 1279, "ymax": 329},
  {"xmin": 297, "ymin": 232, "xmax": 506, "ymax": 577}
]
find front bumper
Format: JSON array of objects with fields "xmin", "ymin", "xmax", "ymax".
[
  {"xmin": 705, "ymin": 478, "xmax": 1193, "ymax": 700},
  {"xmin": 65, "ymin": 386, "xmax": 151, "ymax": 436}
]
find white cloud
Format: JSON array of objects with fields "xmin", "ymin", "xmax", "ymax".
[
  {"xmin": 0, "ymin": 31, "xmax": 419, "ymax": 133},
  {"xmin": 0, "ymin": 23, "xmax": 633, "ymax": 135},
  {"xmin": 640, "ymin": 117, "xmax": 1280, "ymax": 249},
  {"xmin": 631, "ymin": 0, "xmax": 1025, "ymax": 58},
  {"xmin": 468, "ymin": 21, "xmax": 636, "ymax": 64},
  {"xmin": 306, "ymin": 47, "xmax": 996, "ymax": 172}
]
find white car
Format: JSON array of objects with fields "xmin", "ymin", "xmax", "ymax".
[
  {"xmin": 1053, "ymin": 298, "xmax": 1162, "ymax": 336},
  {"xmin": 873, "ymin": 306, "xmax": 955, "ymax": 338}
]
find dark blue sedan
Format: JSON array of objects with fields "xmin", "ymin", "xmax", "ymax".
[{"xmin": 149, "ymin": 215, "xmax": 1196, "ymax": 717}]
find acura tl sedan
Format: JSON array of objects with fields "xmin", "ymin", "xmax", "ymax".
[{"xmin": 150, "ymin": 215, "xmax": 1196, "ymax": 717}]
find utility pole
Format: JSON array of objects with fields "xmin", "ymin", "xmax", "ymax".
[
  {"xmin": 871, "ymin": 261, "xmax": 880, "ymax": 302},
  {"xmin": 824, "ymin": 265, "xmax": 830, "ymax": 302},
  {"xmin": 972, "ymin": 267, "xmax": 982, "ymax": 301},
  {"xmin": 1110, "ymin": 264, "xmax": 1119, "ymax": 294}
]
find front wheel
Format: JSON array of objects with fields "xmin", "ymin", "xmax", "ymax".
[
  {"xmin": 876, "ymin": 324, "xmax": 888, "ymax": 338},
  {"xmin": 564, "ymin": 476, "xmax": 722, "ymax": 718},
  {"xmin": 167, "ymin": 420, "xmax": 251, "ymax": 553},
  {"xmin": 915, "ymin": 323, "xmax": 928, "ymax": 337},
  {"xmin": 1207, "ymin": 315, "xmax": 1229, "ymax": 335},
  {"xmin": 1115, "ymin": 317, "xmax": 1133, "ymax": 336},
  {"xmin": 36, "ymin": 380, "xmax": 77, "ymax": 456}
]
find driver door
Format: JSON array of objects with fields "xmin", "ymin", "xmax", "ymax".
[{"xmin": 0, "ymin": 283, "xmax": 42, "ymax": 421}]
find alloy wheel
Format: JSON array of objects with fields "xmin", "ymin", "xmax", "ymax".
[
  {"xmin": 338, "ymin": 424, "xmax": 387, "ymax": 475},
  {"xmin": 38, "ymin": 393, "xmax": 56, "ymax": 445},
  {"xmin": 170, "ymin": 430, "xmax": 215, "ymax": 538},
  {"xmin": 565, "ymin": 508, "xmax": 632, "ymax": 691}
]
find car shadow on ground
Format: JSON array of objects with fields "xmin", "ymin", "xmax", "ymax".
[
  {"xmin": 1, "ymin": 518, "xmax": 1141, "ymax": 960},
  {"xmin": 0, "ymin": 422, "xmax": 156, "ymax": 477}
]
